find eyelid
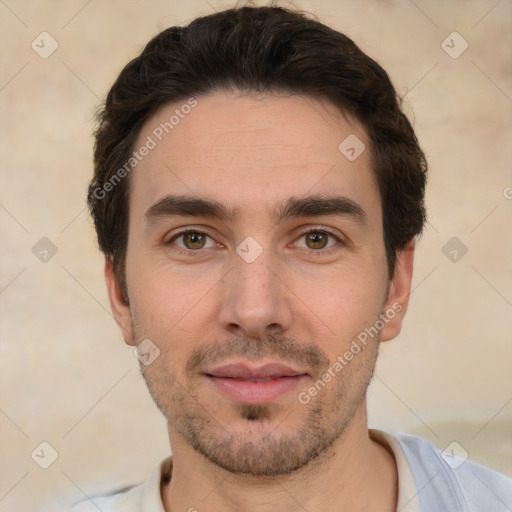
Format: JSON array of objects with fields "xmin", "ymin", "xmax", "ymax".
[
  {"xmin": 294, "ymin": 228, "xmax": 339, "ymax": 249},
  {"xmin": 294, "ymin": 224, "xmax": 344, "ymax": 242},
  {"xmin": 164, "ymin": 227, "xmax": 220, "ymax": 248},
  {"xmin": 164, "ymin": 225, "xmax": 212, "ymax": 240},
  {"xmin": 163, "ymin": 225, "xmax": 346, "ymax": 253},
  {"xmin": 178, "ymin": 233, "xmax": 215, "ymax": 250}
]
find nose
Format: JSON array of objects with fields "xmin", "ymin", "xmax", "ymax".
[{"xmin": 218, "ymin": 251, "xmax": 293, "ymax": 339}]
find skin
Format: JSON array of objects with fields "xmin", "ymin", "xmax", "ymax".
[{"xmin": 106, "ymin": 91, "xmax": 415, "ymax": 512}]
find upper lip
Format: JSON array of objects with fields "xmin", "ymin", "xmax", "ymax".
[{"xmin": 206, "ymin": 362, "xmax": 306, "ymax": 380}]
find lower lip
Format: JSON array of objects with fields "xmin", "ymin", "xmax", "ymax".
[{"xmin": 206, "ymin": 375, "xmax": 307, "ymax": 405}]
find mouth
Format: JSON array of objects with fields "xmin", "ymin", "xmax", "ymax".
[{"xmin": 204, "ymin": 362, "xmax": 309, "ymax": 405}]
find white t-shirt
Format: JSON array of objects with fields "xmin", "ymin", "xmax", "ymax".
[{"xmin": 69, "ymin": 430, "xmax": 512, "ymax": 511}]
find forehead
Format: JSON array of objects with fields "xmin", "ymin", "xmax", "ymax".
[{"xmin": 130, "ymin": 91, "xmax": 380, "ymax": 221}]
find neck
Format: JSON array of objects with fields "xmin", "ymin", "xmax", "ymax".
[{"xmin": 162, "ymin": 402, "xmax": 397, "ymax": 512}]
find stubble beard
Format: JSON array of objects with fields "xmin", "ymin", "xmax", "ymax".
[{"xmin": 135, "ymin": 327, "xmax": 380, "ymax": 477}]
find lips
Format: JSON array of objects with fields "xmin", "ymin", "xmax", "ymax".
[
  {"xmin": 205, "ymin": 362, "xmax": 308, "ymax": 404},
  {"xmin": 206, "ymin": 362, "xmax": 306, "ymax": 380}
]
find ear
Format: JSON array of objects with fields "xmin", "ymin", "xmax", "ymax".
[
  {"xmin": 379, "ymin": 239, "xmax": 415, "ymax": 342},
  {"xmin": 104, "ymin": 257, "xmax": 134, "ymax": 346}
]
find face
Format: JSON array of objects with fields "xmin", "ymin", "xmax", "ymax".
[{"xmin": 106, "ymin": 91, "xmax": 413, "ymax": 477}]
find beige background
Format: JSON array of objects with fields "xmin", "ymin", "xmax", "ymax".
[{"xmin": 1, "ymin": 0, "xmax": 511, "ymax": 510}]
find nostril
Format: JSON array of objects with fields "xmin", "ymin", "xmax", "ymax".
[{"xmin": 226, "ymin": 323, "xmax": 243, "ymax": 333}]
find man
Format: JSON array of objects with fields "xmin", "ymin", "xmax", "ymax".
[{"xmin": 72, "ymin": 5, "xmax": 512, "ymax": 511}]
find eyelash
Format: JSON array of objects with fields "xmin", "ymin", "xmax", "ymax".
[
  {"xmin": 297, "ymin": 228, "xmax": 341, "ymax": 253},
  {"xmin": 165, "ymin": 229, "xmax": 218, "ymax": 256},
  {"xmin": 165, "ymin": 227, "xmax": 343, "ymax": 255}
]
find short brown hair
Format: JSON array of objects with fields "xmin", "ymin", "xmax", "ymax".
[{"xmin": 89, "ymin": 5, "xmax": 427, "ymax": 295}]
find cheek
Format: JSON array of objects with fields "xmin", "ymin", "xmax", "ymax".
[
  {"xmin": 293, "ymin": 263, "xmax": 387, "ymax": 336},
  {"xmin": 127, "ymin": 258, "xmax": 220, "ymax": 339},
  {"xmin": 286, "ymin": 278, "xmax": 386, "ymax": 377}
]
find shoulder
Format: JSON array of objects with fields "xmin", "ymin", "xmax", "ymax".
[
  {"xmin": 67, "ymin": 484, "xmax": 143, "ymax": 511},
  {"xmin": 394, "ymin": 432, "xmax": 512, "ymax": 511},
  {"xmin": 66, "ymin": 456, "xmax": 172, "ymax": 511}
]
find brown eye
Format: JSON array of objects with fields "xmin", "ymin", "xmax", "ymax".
[
  {"xmin": 295, "ymin": 230, "xmax": 338, "ymax": 251},
  {"xmin": 305, "ymin": 232, "xmax": 329, "ymax": 249},
  {"xmin": 182, "ymin": 232, "xmax": 206, "ymax": 249},
  {"xmin": 172, "ymin": 231, "xmax": 215, "ymax": 250}
]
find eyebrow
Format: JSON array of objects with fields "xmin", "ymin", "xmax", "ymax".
[
  {"xmin": 144, "ymin": 194, "xmax": 367, "ymax": 227},
  {"xmin": 272, "ymin": 195, "xmax": 367, "ymax": 226},
  {"xmin": 145, "ymin": 195, "xmax": 238, "ymax": 224}
]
